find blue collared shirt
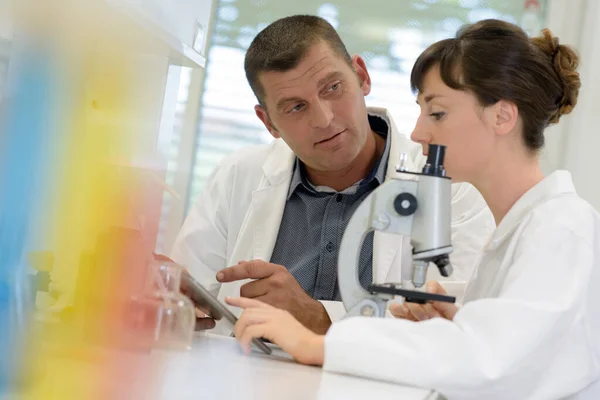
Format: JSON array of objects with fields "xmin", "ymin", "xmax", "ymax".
[{"xmin": 269, "ymin": 114, "xmax": 391, "ymax": 301}]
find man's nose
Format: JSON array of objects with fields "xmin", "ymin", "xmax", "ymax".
[{"xmin": 310, "ymin": 100, "xmax": 334, "ymax": 129}]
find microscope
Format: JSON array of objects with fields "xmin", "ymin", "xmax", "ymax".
[{"xmin": 337, "ymin": 144, "xmax": 456, "ymax": 318}]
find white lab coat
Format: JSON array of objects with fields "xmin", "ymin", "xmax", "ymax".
[
  {"xmin": 171, "ymin": 107, "xmax": 495, "ymax": 334},
  {"xmin": 324, "ymin": 170, "xmax": 600, "ymax": 400}
]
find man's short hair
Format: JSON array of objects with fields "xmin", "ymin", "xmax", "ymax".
[{"xmin": 244, "ymin": 15, "xmax": 352, "ymax": 106}]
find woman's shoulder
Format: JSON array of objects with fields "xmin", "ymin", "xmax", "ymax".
[{"xmin": 527, "ymin": 193, "xmax": 599, "ymax": 246}]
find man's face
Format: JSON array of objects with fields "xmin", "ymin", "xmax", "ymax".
[{"xmin": 254, "ymin": 41, "xmax": 373, "ymax": 172}]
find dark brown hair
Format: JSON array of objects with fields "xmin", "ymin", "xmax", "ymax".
[
  {"xmin": 244, "ymin": 15, "xmax": 352, "ymax": 106},
  {"xmin": 410, "ymin": 19, "xmax": 581, "ymax": 152}
]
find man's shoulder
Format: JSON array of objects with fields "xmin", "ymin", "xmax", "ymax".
[
  {"xmin": 366, "ymin": 106, "xmax": 424, "ymax": 164},
  {"xmin": 219, "ymin": 141, "xmax": 276, "ymax": 168},
  {"xmin": 213, "ymin": 140, "xmax": 290, "ymax": 177},
  {"xmin": 395, "ymin": 134, "xmax": 423, "ymax": 161}
]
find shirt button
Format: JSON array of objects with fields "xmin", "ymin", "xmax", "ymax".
[
  {"xmin": 336, "ymin": 194, "xmax": 343, "ymax": 203},
  {"xmin": 326, "ymin": 242, "xmax": 334, "ymax": 252}
]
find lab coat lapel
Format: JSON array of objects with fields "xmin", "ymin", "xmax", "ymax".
[{"xmin": 251, "ymin": 140, "xmax": 295, "ymax": 261}]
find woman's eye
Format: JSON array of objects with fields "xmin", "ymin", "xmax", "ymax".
[{"xmin": 429, "ymin": 112, "xmax": 445, "ymax": 121}]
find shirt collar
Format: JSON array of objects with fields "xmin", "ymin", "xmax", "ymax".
[
  {"xmin": 287, "ymin": 113, "xmax": 391, "ymax": 199},
  {"xmin": 485, "ymin": 170, "xmax": 577, "ymax": 250}
]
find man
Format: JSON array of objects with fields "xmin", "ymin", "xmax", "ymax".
[{"xmin": 170, "ymin": 15, "xmax": 494, "ymax": 335}]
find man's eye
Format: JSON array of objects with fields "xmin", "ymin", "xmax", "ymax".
[
  {"xmin": 289, "ymin": 104, "xmax": 305, "ymax": 113},
  {"xmin": 328, "ymin": 83, "xmax": 340, "ymax": 92}
]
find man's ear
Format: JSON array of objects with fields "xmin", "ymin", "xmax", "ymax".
[
  {"xmin": 491, "ymin": 100, "xmax": 519, "ymax": 137},
  {"xmin": 351, "ymin": 54, "xmax": 372, "ymax": 96},
  {"xmin": 255, "ymin": 105, "xmax": 280, "ymax": 139}
]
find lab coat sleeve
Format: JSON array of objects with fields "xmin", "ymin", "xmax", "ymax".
[
  {"xmin": 170, "ymin": 163, "xmax": 232, "ymax": 296},
  {"xmin": 429, "ymin": 182, "xmax": 495, "ymax": 299},
  {"xmin": 323, "ymin": 225, "xmax": 595, "ymax": 400}
]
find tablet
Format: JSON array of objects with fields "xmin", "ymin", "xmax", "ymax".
[{"xmin": 180, "ymin": 270, "xmax": 272, "ymax": 355}]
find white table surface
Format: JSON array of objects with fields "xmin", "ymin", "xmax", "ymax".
[
  {"xmin": 153, "ymin": 332, "xmax": 438, "ymax": 400},
  {"xmin": 2, "ymin": 332, "xmax": 437, "ymax": 400}
]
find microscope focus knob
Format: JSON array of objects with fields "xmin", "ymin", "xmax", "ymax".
[{"xmin": 394, "ymin": 193, "xmax": 418, "ymax": 216}]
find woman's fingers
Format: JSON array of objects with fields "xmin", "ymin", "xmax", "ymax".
[
  {"xmin": 239, "ymin": 323, "xmax": 269, "ymax": 354},
  {"xmin": 390, "ymin": 303, "xmax": 417, "ymax": 321},
  {"xmin": 225, "ymin": 296, "xmax": 272, "ymax": 310},
  {"xmin": 234, "ymin": 308, "xmax": 273, "ymax": 339}
]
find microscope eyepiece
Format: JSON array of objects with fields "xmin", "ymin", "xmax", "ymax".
[{"xmin": 422, "ymin": 144, "xmax": 447, "ymax": 177}]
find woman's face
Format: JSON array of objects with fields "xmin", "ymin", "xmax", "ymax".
[{"xmin": 410, "ymin": 65, "xmax": 497, "ymax": 183}]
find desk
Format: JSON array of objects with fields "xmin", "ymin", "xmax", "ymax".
[
  {"xmin": 154, "ymin": 333, "xmax": 437, "ymax": 400},
  {"xmin": 2, "ymin": 333, "xmax": 436, "ymax": 399}
]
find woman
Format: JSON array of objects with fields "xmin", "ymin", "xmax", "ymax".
[{"xmin": 226, "ymin": 19, "xmax": 600, "ymax": 400}]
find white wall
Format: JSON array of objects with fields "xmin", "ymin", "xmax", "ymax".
[
  {"xmin": 0, "ymin": 1, "xmax": 14, "ymax": 40},
  {"xmin": 543, "ymin": 0, "xmax": 600, "ymax": 210}
]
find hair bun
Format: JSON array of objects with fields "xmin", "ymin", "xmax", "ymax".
[{"xmin": 531, "ymin": 28, "xmax": 581, "ymax": 124}]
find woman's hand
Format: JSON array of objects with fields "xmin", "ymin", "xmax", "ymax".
[
  {"xmin": 389, "ymin": 281, "xmax": 459, "ymax": 321},
  {"xmin": 225, "ymin": 297, "xmax": 325, "ymax": 366}
]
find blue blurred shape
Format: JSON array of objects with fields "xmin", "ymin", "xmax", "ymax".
[{"xmin": 0, "ymin": 43, "xmax": 55, "ymax": 394}]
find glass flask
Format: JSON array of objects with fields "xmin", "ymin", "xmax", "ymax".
[{"xmin": 127, "ymin": 260, "xmax": 195, "ymax": 350}]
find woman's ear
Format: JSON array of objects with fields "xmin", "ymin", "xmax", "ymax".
[{"xmin": 491, "ymin": 100, "xmax": 519, "ymax": 137}]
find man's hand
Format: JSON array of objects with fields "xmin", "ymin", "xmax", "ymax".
[
  {"xmin": 389, "ymin": 281, "xmax": 459, "ymax": 321},
  {"xmin": 192, "ymin": 306, "xmax": 216, "ymax": 330},
  {"xmin": 217, "ymin": 260, "xmax": 331, "ymax": 334}
]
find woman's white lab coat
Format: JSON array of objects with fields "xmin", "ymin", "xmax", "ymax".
[
  {"xmin": 171, "ymin": 107, "xmax": 495, "ymax": 334},
  {"xmin": 324, "ymin": 171, "xmax": 600, "ymax": 400}
]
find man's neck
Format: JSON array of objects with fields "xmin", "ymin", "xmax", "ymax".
[{"xmin": 304, "ymin": 129, "xmax": 386, "ymax": 192}]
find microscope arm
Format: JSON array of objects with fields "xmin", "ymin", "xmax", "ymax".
[
  {"xmin": 338, "ymin": 178, "xmax": 419, "ymax": 317},
  {"xmin": 338, "ymin": 144, "xmax": 457, "ymax": 318}
]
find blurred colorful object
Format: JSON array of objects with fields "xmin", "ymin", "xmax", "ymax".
[
  {"xmin": 0, "ymin": 0, "xmax": 192, "ymax": 398},
  {"xmin": 0, "ymin": 38, "xmax": 54, "ymax": 395}
]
